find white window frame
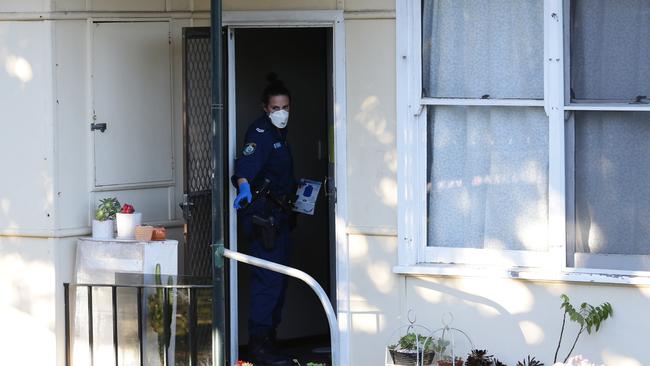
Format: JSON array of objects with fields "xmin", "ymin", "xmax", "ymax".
[
  {"xmin": 396, "ymin": 0, "xmax": 650, "ymax": 283},
  {"xmin": 561, "ymin": 0, "xmax": 650, "ymax": 275}
]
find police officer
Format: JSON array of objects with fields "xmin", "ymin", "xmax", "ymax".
[{"xmin": 232, "ymin": 74, "xmax": 296, "ymax": 366}]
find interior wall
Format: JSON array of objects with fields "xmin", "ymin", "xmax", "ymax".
[{"xmin": 234, "ymin": 27, "xmax": 330, "ymax": 342}]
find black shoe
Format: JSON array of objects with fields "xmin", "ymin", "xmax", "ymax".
[{"xmin": 248, "ymin": 334, "xmax": 294, "ymax": 366}]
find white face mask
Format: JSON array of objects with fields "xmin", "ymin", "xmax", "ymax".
[{"xmin": 269, "ymin": 110, "xmax": 289, "ymax": 129}]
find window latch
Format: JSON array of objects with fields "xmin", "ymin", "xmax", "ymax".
[
  {"xmin": 413, "ymin": 105, "xmax": 425, "ymax": 117},
  {"xmin": 630, "ymin": 95, "xmax": 649, "ymax": 104}
]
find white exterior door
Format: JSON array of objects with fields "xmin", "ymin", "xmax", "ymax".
[{"xmin": 92, "ymin": 21, "xmax": 173, "ymax": 187}]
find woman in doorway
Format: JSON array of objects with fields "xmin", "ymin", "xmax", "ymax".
[{"xmin": 232, "ymin": 73, "xmax": 296, "ymax": 366}]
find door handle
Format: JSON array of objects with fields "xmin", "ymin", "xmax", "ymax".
[
  {"xmin": 324, "ymin": 176, "xmax": 337, "ymax": 203},
  {"xmin": 90, "ymin": 123, "xmax": 107, "ymax": 132},
  {"xmin": 179, "ymin": 194, "xmax": 195, "ymax": 219}
]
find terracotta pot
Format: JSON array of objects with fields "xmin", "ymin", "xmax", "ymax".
[{"xmin": 437, "ymin": 360, "xmax": 463, "ymax": 366}]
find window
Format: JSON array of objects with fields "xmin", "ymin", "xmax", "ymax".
[
  {"xmin": 397, "ymin": 0, "xmax": 650, "ymax": 277},
  {"xmin": 566, "ymin": 0, "xmax": 650, "ymax": 272}
]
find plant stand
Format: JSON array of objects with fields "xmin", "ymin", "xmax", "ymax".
[{"xmin": 71, "ymin": 237, "xmax": 179, "ymax": 366}]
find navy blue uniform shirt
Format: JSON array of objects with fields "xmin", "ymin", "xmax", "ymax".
[{"xmin": 232, "ymin": 114, "xmax": 295, "ymax": 197}]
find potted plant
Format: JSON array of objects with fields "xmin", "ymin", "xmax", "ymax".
[
  {"xmin": 553, "ymin": 294, "xmax": 612, "ymax": 364},
  {"xmin": 553, "ymin": 355, "xmax": 604, "ymax": 366},
  {"xmin": 116, "ymin": 203, "xmax": 142, "ymax": 239},
  {"xmin": 464, "ymin": 349, "xmax": 505, "ymax": 366},
  {"xmin": 432, "ymin": 338, "xmax": 462, "ymax": 366},
  {"xmin": 388, "ymin": 332, "xmax": 435, "ymax": 365},
  {"xmin": 437, "ymin": 356, "xmax": 463, "ymax": 366},
  {"xmin": 92, "ymin": 197, "xmax": 120, "ymax": 239},
  {"xmin": 517, "ymin": 355, "xmax": 544, "ymax": 366}
]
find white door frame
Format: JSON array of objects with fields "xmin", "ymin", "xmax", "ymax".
[{"xmin": 223, "ymin": 10, "xmax": 349, "ymax": 366}]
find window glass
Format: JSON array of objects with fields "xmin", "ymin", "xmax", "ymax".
[
  {"xmin": 570, "ymin": 0, "xmax": 650, "ymax": 101},
  {"xmin": 575, "ymin": 112, "xmax": 650, "ymax": 258},
  {"xmin": 427, "ymin": 106, "xmax": 549, "ymax": 250},
  {"xmin": 422, "ymin": 0, "xmax": 544, "ymax": 99}
]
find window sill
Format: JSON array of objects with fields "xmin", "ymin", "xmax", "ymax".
[{"xmin": 393, "ymin": 263, "xmax": 650, "ymax": 286}]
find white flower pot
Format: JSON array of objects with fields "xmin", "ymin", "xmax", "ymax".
[
  {"xmin": 92, "ymin": 219, "xmax": 114, "ymax": 239},
  {"xmin": 116, "ymin": 212, "xmax": 142, "ymax": 239}
]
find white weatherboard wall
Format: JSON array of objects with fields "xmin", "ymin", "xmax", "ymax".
[
  {"xmin": 0, "ymin": 2, "xmax": 203, "ymax": 365},
  {"xmin": 0, "ymin": 21, "xmax": 55, "ymax": 233}
]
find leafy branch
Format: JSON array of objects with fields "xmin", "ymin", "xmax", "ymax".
[{"xmin": 554, "ymin": 294, "xmax": 613, "ymax": 363}]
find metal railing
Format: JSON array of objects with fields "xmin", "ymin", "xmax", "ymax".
[
  {"xmin": 221, "ymin": 248, "xmax": 340, "ymax": 366},
  {"xmin": 64, "ymin": 251, "xmax": 339, "ymax": 366},
  {"xmin": 64, "ymin": 281, "xmax": 213, "ymax": 366}
]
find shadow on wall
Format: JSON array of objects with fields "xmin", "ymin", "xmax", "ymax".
[
  {"xmin": 406, "ymin": 275, "xmax": 648, "ymax": 366},
  {"xmin": 351, "ymin": 95, "xmax": 398, "ymax": 216},
  {"xmin": 0, "ymin": 237, "xmax": 57, "ymax": 364}
]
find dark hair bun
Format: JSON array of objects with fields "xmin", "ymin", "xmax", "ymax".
[
  {"xmin": 261, "ymin": 72, "xmax": 291, "ymax": 105},
  {"xmin": 266, "ymin": 72, "xmax": 279, "ymax": 84}
]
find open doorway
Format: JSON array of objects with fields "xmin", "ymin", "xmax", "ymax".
[
  {"xmin": 229, "ymin": 27, "xmax": 335, "ymax": 362},
  {"xmin": 182, "ymin": 23, "xmax": 342, "ymax": 365}
]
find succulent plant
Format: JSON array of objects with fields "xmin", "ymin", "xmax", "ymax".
[
  {"xmin": 517, "ymin": 355, "xmax": 544, "ymax": 366},
  {"xmin": 388, "ymin": 332, "xmax": 434, "ymax": 352},
  {"xmin": 465, "ymin": 349, "xmax": 489, "ymax": 366},
  {"xmin": 465, "ymin": 349, "xmax": 502, "ymax": 366},
  {"xmin": 95, "ymin": 197, "xmax": 121, "ymax": 221}
]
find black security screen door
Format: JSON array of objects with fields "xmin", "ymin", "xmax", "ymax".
[
  {"xmin": 182, "ymin": 27, "xmax": 214, "ymax": 278},
  {"xmin": 181, "ymin": 25, "xmax": 230, "ymax": 364}
]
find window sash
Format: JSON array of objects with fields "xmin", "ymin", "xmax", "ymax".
[
  {"xmin": 400, "ymin": 0, "xmax": 650, "ymax": 273},
  {"xmin": 421, "ymin": 98, "xmax": 544, "ymax": 107},
  {"xmin": 422, "ymin": 246, "xmax": 559, "ymax": 268},
  {"xmin": 567, "ymin": 0, "xmax": 650, "ymax": 102}
]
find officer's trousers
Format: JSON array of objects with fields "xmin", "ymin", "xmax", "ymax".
[{"xmin": 243, "ymin": 213, "xmax": 292, "ymax": 338}]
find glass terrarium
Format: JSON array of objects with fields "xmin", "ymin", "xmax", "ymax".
[
  {"xmin": 429, "ymin": 314, "xmax": 473, "ymax": 366},
  {"xmin": 385, "ymin": 312, "xmax": 435, "ymax": 366}
]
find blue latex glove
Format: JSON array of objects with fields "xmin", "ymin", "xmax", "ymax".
[{"xmin": 233, "ymin": 182, "xmax": 252, "ymax": 209}]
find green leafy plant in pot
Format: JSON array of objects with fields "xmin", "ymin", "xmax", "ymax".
[
  {"xmin": 92, "ymin": 197, "xmax": 120, "ymax": 239},
  {"xmin": 553, "ymin": 294, "xmax": 612, "ymax": 364},
  {"xmin": 388, "ymin": 332, "xmax": 435, "ymax": 365}
]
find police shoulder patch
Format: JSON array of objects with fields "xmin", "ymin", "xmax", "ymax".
[
  {"xmin": 242, "ymin": 142, "xmax": 256, "ymax": 156},
  {"xmin": 255, "ymin": 127, "xmax": 265, "ymax": 133}
]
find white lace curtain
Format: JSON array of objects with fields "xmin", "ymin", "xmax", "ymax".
[
  {"xmin": 423, "ymin": 0, "xmax": 548, "ymax": 251},
  {"xmin": 572, "ymin": 1, "xmax": 650, "ymax": 257},
  {"xmin": 575, "ymin": 112, "xmax": 650, "ymax": 256},
  {"xmin": 571, "ymin": 0, "xmax": 650, "ymax": 101},
  {"xmin": 422, "ymin": 0, "xmax": 543, "ymax": 99}
]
